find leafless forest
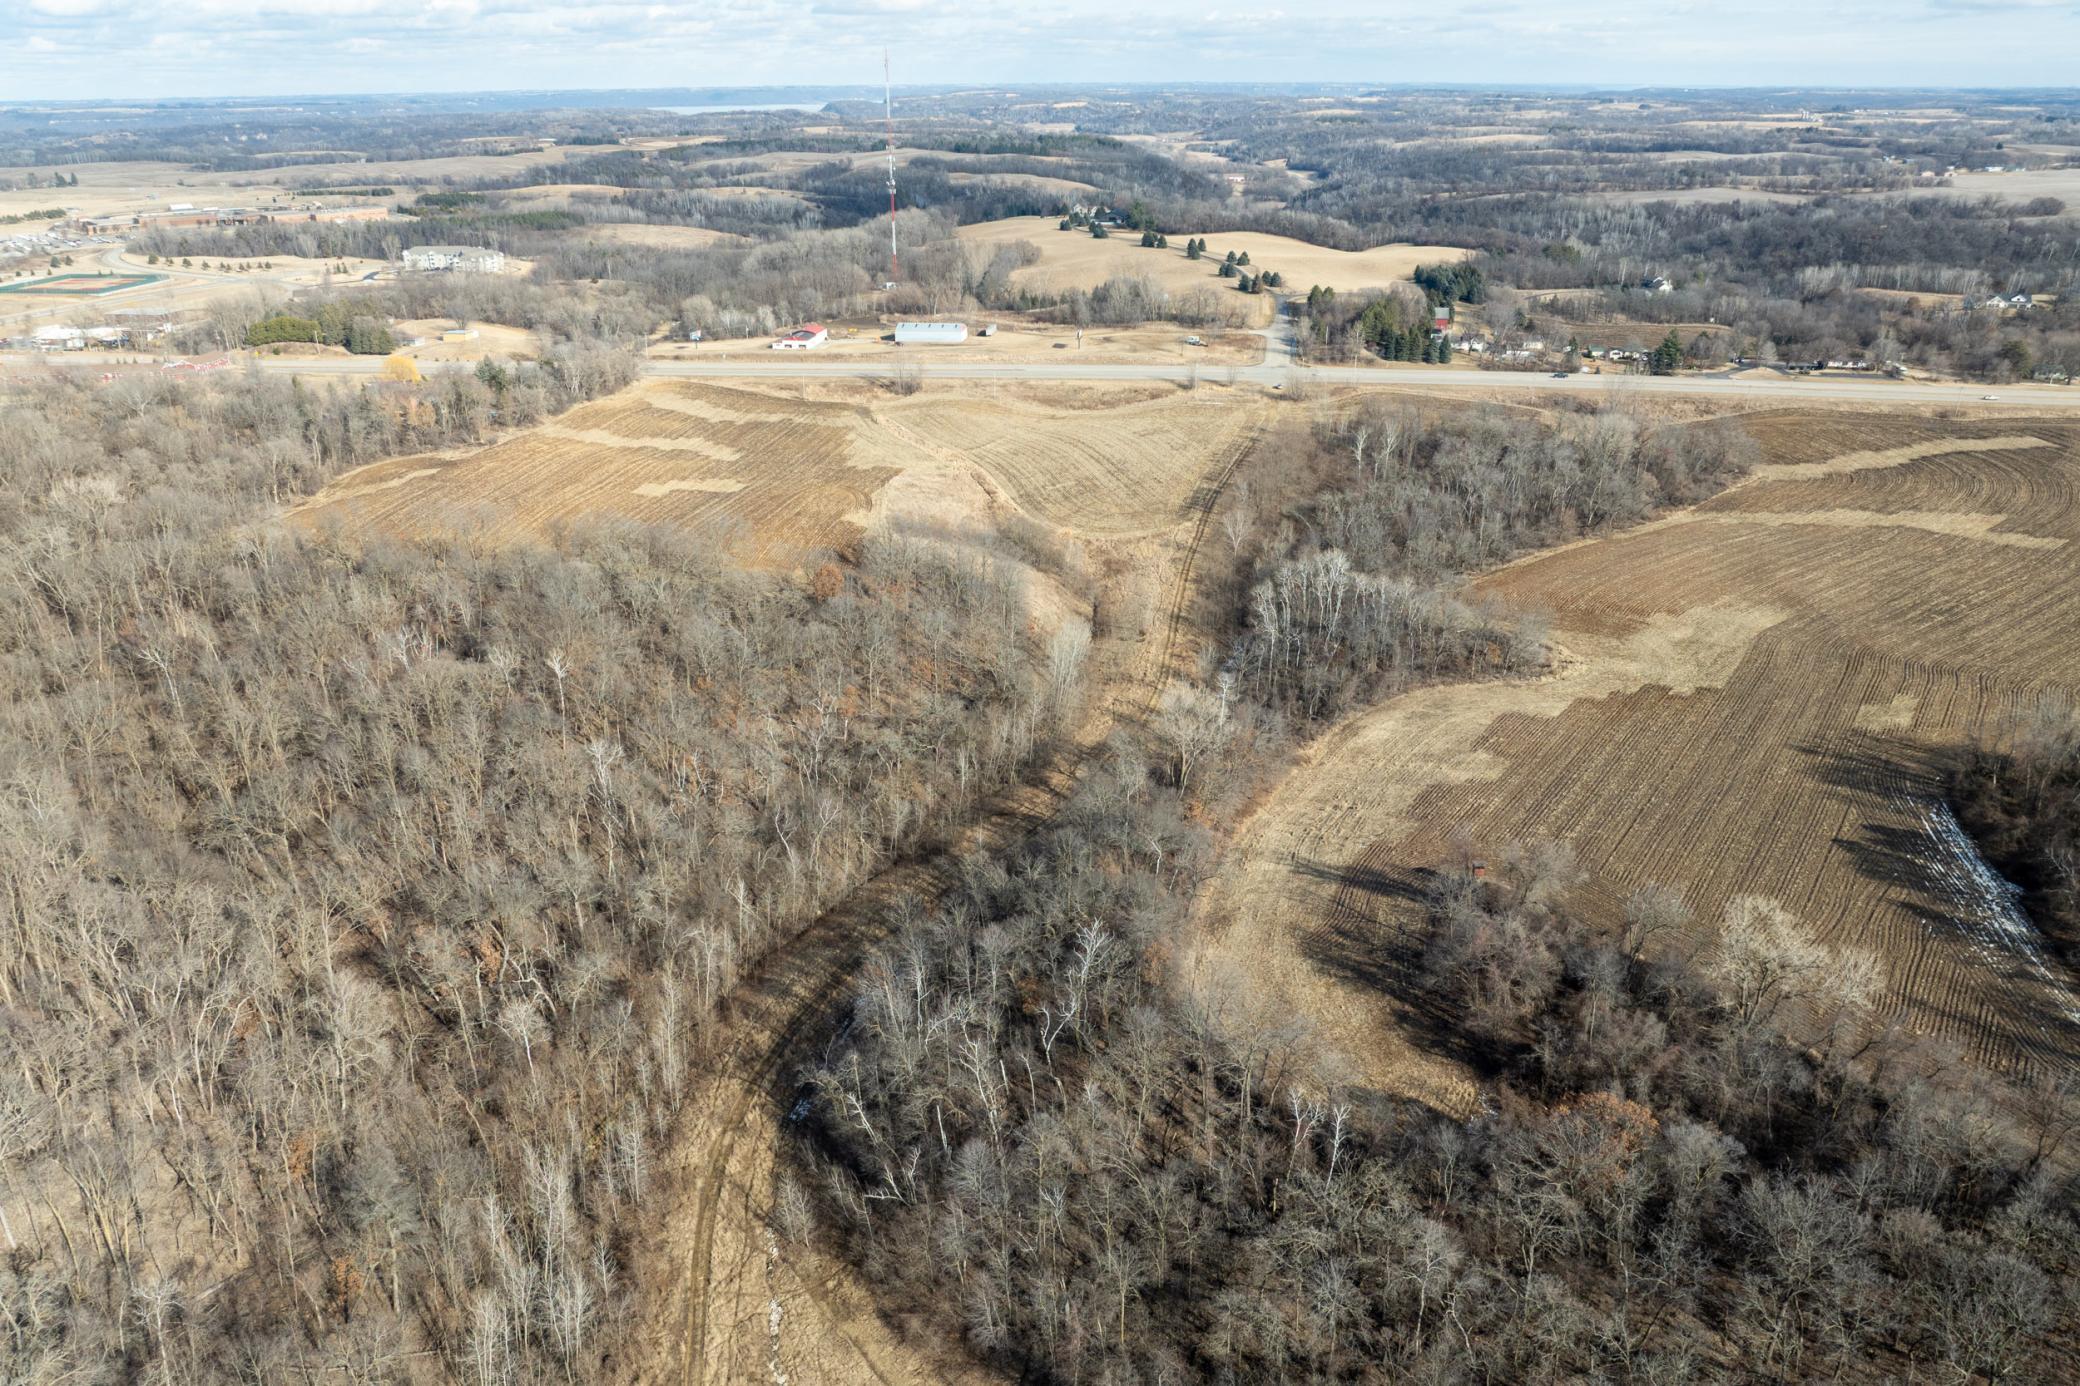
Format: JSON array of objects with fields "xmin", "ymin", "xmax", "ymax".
[
  {"xmin": 801, "ymin": 402, "xmax": 2078, "ymax": 1385},
  {"xmin": 0, "ymin": 365, "xmax": 1080, "ymax": 1380},
  {"xmin": 4, "ymin": 82, "xmax": 2079, "ymax": 1384}
]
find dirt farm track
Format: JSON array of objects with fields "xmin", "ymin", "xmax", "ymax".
[{"xmin": 1196, "ymin": 411, "xmax": 2080, "ymax": 1104}]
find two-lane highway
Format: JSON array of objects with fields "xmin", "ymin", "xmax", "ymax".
[{"xmin": 9, "ymin": 342, "xmax": 2079, "ymax": 410}]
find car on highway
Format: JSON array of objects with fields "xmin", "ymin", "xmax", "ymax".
[{"xmin": 1983, "ymin": 394, "xmax": 1999, "ymax": 400}]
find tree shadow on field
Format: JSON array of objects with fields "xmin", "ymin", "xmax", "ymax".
[
  {"xmin": 1794, "ymin": 734, "xmax": 2080, "ymax": 1066},
  {"xmin": 1796, "ymin": 733, "xmax": 1966, "ymax": 906},
  {"xmin": 1288, "ymin": 855, "xmax": 1492, "ymax": 1084},
  {"xmin": 1794, "ymin": 731, "xmax": 1946, "ymax": 802},
  {"xmin": 1798, "ymin": 733, "xmax": 1978, "ymax": 919}
]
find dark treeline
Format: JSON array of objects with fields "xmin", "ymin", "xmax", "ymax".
[
  {"xmin": 1294, "ymin": 284, "xmax": 1450, "ymax": 363},
  {"xmin": 1200, "ymin": 94, "xmax": 2070, "ymax": 199},
  {"xmin": 131, "ymin": 205, "xmax": 971, "ymax": 340},
  {"xmin": 1462, "ymin": 195, "xmax": 2080, "ymax": 371},
  {"xmin": 997, "ymin": 94, "xmax": 2080, "ymax": 383},
  {"xmin": 1950, "ymin": 700, "xmax": 2080, "ymax": 968},
  {"xmin": 174, "ymin": 272, "xmax": 663, "ymax": 354},
  {"xmin": 134, "ymin": 210, "xmax": 558, "ymax": 266},
  {"xmin": 800, "ymin": 747, "xmax": 2076, "ymax": 1383},
  {"xmin": 420, "ymin": 130, "xmax": 1219, "ymax": 238},
  {"xmin": 1227, "ymin": 402, "xmax": 1755, "ymax": 722},
  {"xmin": 0, "ymin": 367, "xmax": 1082, "ymax": 1380},
  {"xmin": 1145, "ymin": 192, "xmax": 2080, "ymax": 381}
]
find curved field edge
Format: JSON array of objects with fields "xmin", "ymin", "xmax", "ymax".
[{"xmin": 1191, "ymin": 413, "xmax": 2080, "ymax": 1102}]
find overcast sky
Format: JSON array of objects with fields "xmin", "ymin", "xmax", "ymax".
[{"xmin": 8, "ymin": 0, "xmax": 2080, "ymax": 102}]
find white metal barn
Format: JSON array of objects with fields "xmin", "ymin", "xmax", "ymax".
[
  {"xmin": 894, "ymin": 321, "xmax": 968, "ymax": 345},
  {"xmin": 773, "ymin": 323, "xmax": 829, "ymax": 350}
]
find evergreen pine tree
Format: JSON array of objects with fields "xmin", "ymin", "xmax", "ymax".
[{"xmin": 1650, "ymin": 329, "xmax": 1683, "ymax": 375}]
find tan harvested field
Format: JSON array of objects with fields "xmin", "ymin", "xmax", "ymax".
[
  {"xmin": 499, "ymin": 182, "xmax": 629, "ymax": 201},
  {"xmin": 1558, "ymin": 320, "xmax": 1732, "ymax": 355},
  {"xmin": 681, "ymin": 146, "xmax": 975, "ymax": 176},
  {"xmin": 295, "ymin": 376, "xmax": 1266, "ymax": 554},
  {"xmin": 0, "ymin": 148, "xmax": 579, "ymax": 220},
  {"xmin": 1586, "ymin": 186, "xmax": 1810, "ymax": 206},
  {"xmin": 1395, "ymin": 132, "xmax": 1547, "ymax": 148},
  {"xmin": 148, "ymin": 252, "xmax": 390, "ymax": 283},
  {"xmin": 392, "ymin": 318, "xmax": 540, "ymax": 361},
  {"xmin": 651, "ymin": 321, "xmax": 1264, "ymax": 366},
  {"xmin": 1195, "ymin": 411, "xmax": 2080, "ymax": 1104},
  {"xmin": 296, "ymin": 382, "xmax": 904, "ymax": 557},
  {"xmin": 696, "ymin": 185, "xmax": 815, "ymax": 203},
  {"xmin": 263, "ymin": 146, "xmax": 579, "ymax": 185},
  {"xmin": 1876, "ymin": 168, "xmax": 2080, "ymax": 209},
  {"xmin": 0, "ymin": 160, "xmax": 298, "ymax": 219},
  {"xmin": 876, "ymin": 388, "xmax": 1265, "ymax": 536},
  {"xmin": 945, "ymin": 170, "xmax": 1101, "ymax": 198},
  {"xmin": 1854, "ymin": 286, "xmax": 1970, "ymax": 310},
  {"xmin": 579, "ymin": 222, "xmax": 747, "ymax": 249},
  {"xmin": 957, "ymin": 215, "xmax": 1472, "ymax": 322}
]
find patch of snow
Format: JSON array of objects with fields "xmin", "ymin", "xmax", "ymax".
[{"xmin": 1910, "ymin": 796, "xmax": 2080, "ymax": 1029}]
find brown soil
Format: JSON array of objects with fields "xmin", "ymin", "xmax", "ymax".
[{"xmin": 1193, "ymin": 411, "xmax": 2080, "ymax": 1106}]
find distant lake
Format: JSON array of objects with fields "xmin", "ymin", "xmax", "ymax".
[{"xmin": 653, "ymin": 103, "xmax": 825, "ymax": 115}]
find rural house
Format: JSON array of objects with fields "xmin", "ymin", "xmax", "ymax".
[{"xmin": 772, "ymin": 323, "xmax": 829, "ymax": 350}]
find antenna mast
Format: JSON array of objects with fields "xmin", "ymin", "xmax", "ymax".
[{"xmin": 884, "ymin": 49, "xmax": 899, "ymax": 280}]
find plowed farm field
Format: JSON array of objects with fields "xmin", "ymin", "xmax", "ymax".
[
  {"xmin": 879, "ymin": 388, "xmax": 1265, "ymax": 536},
  {"xmin": 956, "ymin": 216, "xmax": 1471, "ymax": 325},
  {"xmin": 1194, "ymin": 412, "xmax": 2080, "ymax": 1096},
  {"xmin": 295, "ymin": 378, "xmax": 1266, "ymax": 556},
  {"xmin": 296, "ymin": 383, "xmax": 903, "ymax": 557}
]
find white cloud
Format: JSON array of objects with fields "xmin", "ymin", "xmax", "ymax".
[{"xmin": 6, "ymin": 0, "xmax": 2080, "ymax": 97}]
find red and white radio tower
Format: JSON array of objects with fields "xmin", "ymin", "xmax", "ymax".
[{"xmin": 884, "ymin": 50, "xmax": 899, "ymax": 281}]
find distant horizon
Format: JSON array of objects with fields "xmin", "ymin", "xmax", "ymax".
[
  {"xmin": 6, "ymin": 79, "xmax": 2079, "ymax": 114},
  {"xmin": 9, "ymin": 0, "xmax": 2080, "ymax": 104}
]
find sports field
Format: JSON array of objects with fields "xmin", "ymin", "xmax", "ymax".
[{"xmin": 0, "ymin": 272, "xmax": 165, "ymax": 296}]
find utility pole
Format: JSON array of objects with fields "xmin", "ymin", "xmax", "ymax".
[{"xmin": 884, "ymin": 50, "xmax": 899, "ymax": 282}]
